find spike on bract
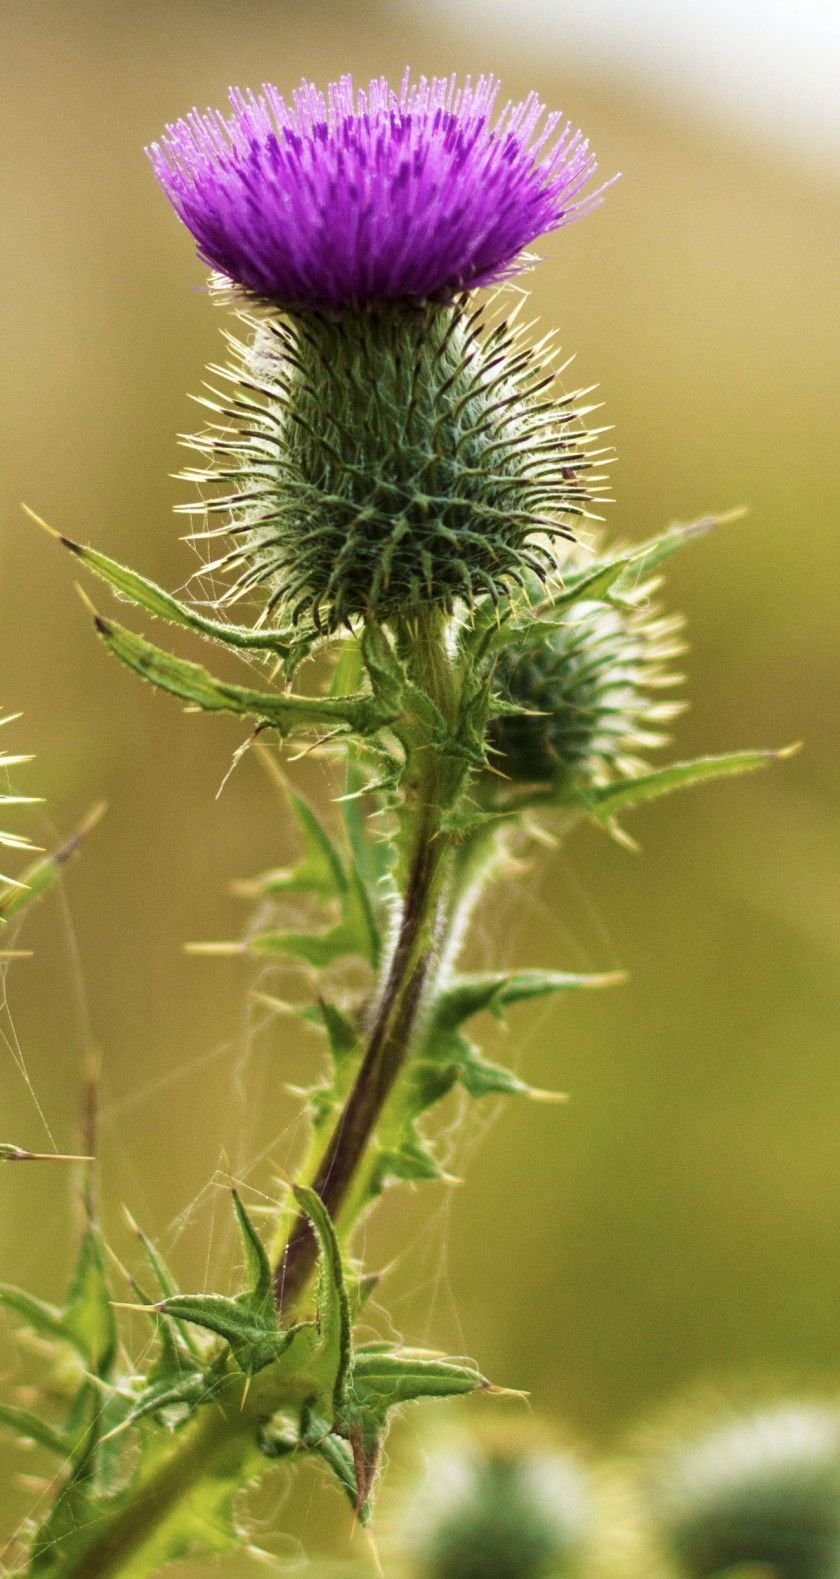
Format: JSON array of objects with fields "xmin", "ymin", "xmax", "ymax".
[{"xmin": 184, "ymin": 298, "xmax": 610, "ymax": 629}]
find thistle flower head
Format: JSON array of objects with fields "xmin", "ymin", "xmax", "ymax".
[
  {"xmin": 149, "ymin": 73, "xmax": 606, "ymax": 310},
  {"xmin": 489, "ymin": 565, "xmax": 685, "ymax": 790},
  {"xmin": 637, "ymin": 1397, "xmax": 840, "ymax": 1579},
  {"xmin": 406, "ymin": 1426, "xmax": 594, "ymax": 1579}
]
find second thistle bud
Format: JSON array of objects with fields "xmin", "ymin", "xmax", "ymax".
[
  {"xmin": 488, "ymin": 572, "xmax": 685, "ymax": 795},
  {"xmin": 404, "ymin": 1429, "xmax": 595, "ymax": 1579}
]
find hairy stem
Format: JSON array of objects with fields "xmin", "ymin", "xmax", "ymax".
[{"xmin": 273, "ymin": 607, "xmax": 461, "ymax": 1307}]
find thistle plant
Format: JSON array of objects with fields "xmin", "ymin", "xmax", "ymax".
[{"xmin": 2, "ymin": 70, "xmax": 792, "ymax": 1577}]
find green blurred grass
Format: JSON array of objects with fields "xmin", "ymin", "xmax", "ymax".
[{"xmin": 0, "ymin": 0, "xmax": 837, "ymax": 1567}]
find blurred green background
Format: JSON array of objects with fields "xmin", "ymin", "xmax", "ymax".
[{"xmin": 1, "ymin": 0, "xmax": 837, "ymax": 1569}]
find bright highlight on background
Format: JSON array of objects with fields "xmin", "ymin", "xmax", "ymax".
[{"xmin": 422, "ymin": 0, "xmax": 840, "ymax": 167}]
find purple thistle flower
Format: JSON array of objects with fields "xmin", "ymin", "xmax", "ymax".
[{"xmin": 149, "ymin": 72, "xmax": 609, "ymax": 310}]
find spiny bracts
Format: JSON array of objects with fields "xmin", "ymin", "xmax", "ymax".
[
  {"xmin": 183, "ymin": 298, "xmax": 609, "ymax": 629},
  {"xmin": 488, "ymin": 569, "xmax": 685, "ymax": 789},
  {"xmin": 637, "ymin": 1397, "xmax": 840, "ymax": 1579}
]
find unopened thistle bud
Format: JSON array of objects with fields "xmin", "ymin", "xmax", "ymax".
[
  {"xmin": 637, "ymin": 1397, "xmax": 840, "ymax": 1579},
  {"xmin": 149, "ymin": 74, "xmax": 612, "ymax": 629},
  {"xmin": 489, "ymin": 571, "xmax": 685, "ymax": 791},
  {"xmin": 406, "ymin": 1428, "xmax": 594, "ymax": 1579}
]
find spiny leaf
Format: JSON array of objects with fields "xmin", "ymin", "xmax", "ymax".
[
  {"xmin": 231, "ymin": 1190, "xmax": 273, "ymax": 1315},
  {"xmin": 63, "ymin": 1225, "xmax": 117, "ymax": 1375},
  {"xmin": 24, "ymin": 507, "xmax": 293, "ymax": 656},
  {"xmin": 586, "ymin": 748, "xmax": 793, "ymax": 820},
  {"xmin": 0, "ymin": 1403, "xmax": 74, "ymax": 1457},
  {"xmin": 232, "ymin": 788, "xmax": 381, "ymax": 968},
  {"xmin": 253, "ymin": 791, "xmax": 347, "ymax": 898},
  {"xmin": 124, "ymin": 1207, "xmax": 203, "ymax": 1362},
  {"xmin": 292, "ymin": 1184, "xmax": 351, "ymax": 1409},
  {"xmin": 373, "ymin": 1133, "xmax": 445, "ymax": 1189},
  {"xmin": 349, "ymin": 1348, "xmax": 488, "ymax": 1408},
  {"xmin": 616, "ymin": 510, "xmax": 739, "ymax": 581},
  {"xmin": 316, "ymin": 1000, "xmax": 359, "ymax": 1067},
  {"xmin": 116, "ymin": 1369, "xmax": 219, "ymax": 1433},
  {"xmin": 154, "ymin": 1194, "xmax": 289, "ymax": 1375},
  {"xmin": 337, "ymin": 1348, "xmax": 490, "ymax": 1512},
  {"xmin": 87, "ymin": 607, "xmax": 383, "ymax": 737},
  {"xmin": 530, "ymin": 554, "xmax": 635, "ymax": 622},
  {"xmin": 153, "ymin": 1292, "xmax": 297, "ymax": 1375},
  {"xmin": 0, "ymin": 1284, "xmax": 74, "ymax": 1348},
  {"xmin": 0, "ymin": 803, "xmax": 105, "ymax": 924},
  {"xmin": 432, "ymin": 967, "xmax": 625, "ymax": 1030},
  {"xmin": 303, "ymin": 1413, "xmax": 371, "ymax": 1523}
]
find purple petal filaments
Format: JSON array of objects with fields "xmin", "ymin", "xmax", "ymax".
[{"xmin": 149, "ymin": 73, "xmax": 608, "ymax": 309}]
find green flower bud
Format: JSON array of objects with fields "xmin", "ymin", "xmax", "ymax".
[
  {"xmin": 488, "ymin": 571, "xmax": 685, "ymax": 791},
  {"xmin": 183, "ymin": 299, "xmax": 607, "ymax": 630},
  {"xmin": 636, "ymin": 1396, "xmax": 840, "ymax": 1579},
  {"xmin": 406, "ymin": 1428, "xmax": 594, "ymax": 1579}
]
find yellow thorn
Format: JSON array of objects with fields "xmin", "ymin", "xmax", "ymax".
[
  {"xmin": 0, "ymin": 950, "xmax": 33, "ymax": 960},
  {"xmin": 75, "ymin": 801, "xmax": 108, "ymax": 840},
  {"xmin": 73, "ymin": 580, "xmax": 99, "ymax": 619},
  {"xmin": 18, "ymin": 1152, "xmax": 94, "ymax": 1164},
  {"xmin": 110, "ymin": 1300, "xmax": 159, "ymax": 1314},
  {"xmin": 485, "ymin": 1383, "xmax": 531, "ymax": 1400},
  {"xmin": 589, "ymin": 970, "xmax": 630, "ymax": 989},
  {"xmin": 777, "ymin": 741, "xmax": 804, "ymax": 760},
  {"xmin": 20, "ymin": 502, "xmax": 61, "ymax": 540},
  {"xmin": 526, "ymin": 1089, "xmax": 570, "ymax": 1105},
  {"xmin": 183, "ymin": 940, "xmax": 245, "ymax": 956},
  {"xmin": 713, "ymin": 505, "xmax": 749, "ymax": 525},
  {"xmin": 361, "ymin": 1525, "xmax": 384, "ymax": 1576}
]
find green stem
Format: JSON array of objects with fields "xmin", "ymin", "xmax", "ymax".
[
  {"xmin": 41, "ymin": 1397, "xmax": 255, "ymax": 1579},
  {"xmin": 273, "ymin": 607, "xmax": 461, "ymax": 1308}
]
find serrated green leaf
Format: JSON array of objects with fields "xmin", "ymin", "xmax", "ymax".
[
  {"xmin": 231, "ymin": 1191, "xmax": 273, "ymax": 1315},
  {"xmin": 532, "ymin": 554, "xmax": 635, "ymax": 621},
  {"xmin": 118, "ymin": 1370, "xmax": 218, "ymax": 1432},
  {"xmin": 155, "ymin": 1194, "xmax": 288, "ymax": 1375},
  {"xmin": 0, "ymin": 804, "xmax": 104, "ymax": 924},
  {"xmin": 586, "ymin": 749, "xmax": 786, "ymax": 819},
  {"xmin": 64, "ymin": 1226, "xmax": 117, "ymax": 1376},
  {"xmin": 617, "ymin": 512, "xmax": 728, "ymax": 580},
  {"xmin": 336, "ymin": 1348, "xmax": 490, "ymax": 1512},
  {"xmin": 244, "ymin": 792, "xmax": 380, "ymax": 968},
  {"xmin": 458, "ymin": 1052, "xmax": 533, "ymax": 1100},
  {"xmin": 154, "ymin": 1292, "xmax": 296, "ymax": 1375},
  {"xmin": 373, "ymin": 1134, "xmax": 444, "ymax": 1189},
  {"xmin": 0, "ymin": 1283, "xmax": 74, "ymax": 1348},
  {"xmin": 349, "ymin": 1348, "xmax": 488, "ymax": 1409},
  {"xmin": 292, "ymin": 1185, "xmax": 351, "ymax": 1409},
  {"xmin": 260, "ymin": 792, "xmax": 347, "ymax": 898},
  {"xmin": 126, "ymin": 1211, "xmax": 205, "ymax": 1365},
  {"xmin": 43, "ymin": 523, "xmax": 292, "ymax": 657},
  {"xmin": 90, "ymin": 611, "xmax": 382, "ymax": 737},
  {"xmin": 0, "ymin": 1403, "xmax": 73, "ymax": 1457},
  {"xmin": 316, "ymin": 1000, "xmax": 359, "ymax": 1066},
  {"xmin": 432, "ymin": 968, "xmax": 623, "ymax": 1031}
]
